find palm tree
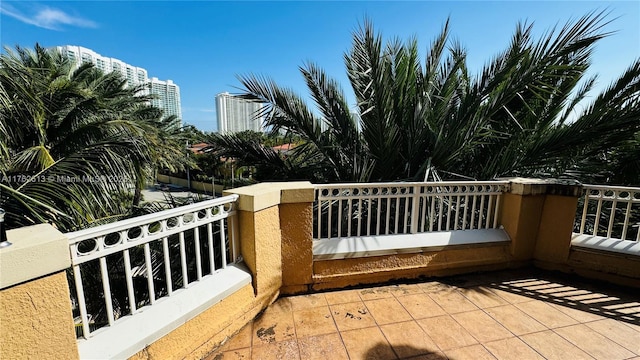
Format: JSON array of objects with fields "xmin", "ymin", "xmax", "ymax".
[
  {"xmin": 214, "ymin": 11, "xmax": 639, "ymax": 185},
  {"xmin": 0, "ymin": 44, "xmax": 188, "ymax": 230}
]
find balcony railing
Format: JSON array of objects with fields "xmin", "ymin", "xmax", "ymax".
[
  {"xmin": 314, "ymin": 181, "xmax": 509, "ymax": 240},
  {"xmin": 575, "ymin": 185, "xmax": 640, "ymax": 242},
  {"xmin": 66, "ymin": 194, "xmax": 239, "ymax": 338}
]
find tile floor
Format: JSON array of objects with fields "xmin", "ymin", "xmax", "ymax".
[{"xmin": 205, "ymin": 268, "xmax": 640, "ymax": 360}]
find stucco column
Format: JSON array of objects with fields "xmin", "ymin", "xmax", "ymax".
[
  {"xmin": 0, "ymin": 224, "xmax": 79, "ymax": 360},
  {"xmin": 500, "ymin": 178, "xmax": 582, "ymax": 265},
  {"xmin": 534, "ymin": 182, "xmax": 582, "ymax": 265},
  {"xmin": 225, "ymin": 184, "xmax": 283, "ymax": 298},
  {"xmin": 279, "ymin": 182, "xmax": 315, "ymax": 294}
]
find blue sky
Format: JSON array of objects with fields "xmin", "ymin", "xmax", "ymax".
[{"xmin": 1, "ymin": 1, "xmax": 639, "ymax": 132}]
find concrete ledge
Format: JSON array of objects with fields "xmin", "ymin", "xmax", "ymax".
[
  {"xmin": 77, "ymin": 264, "xmax": 252, "ymax": 360},
  {"xmin": 224, "ymin": 182, "xmax": 315, "ymax": 211},
  {"xmin": 279, "ymin": 181, "xmax": 314, "ymax": 203},
  {"xmin": 504, "ymin": 177, "xmax": 582, "ymax": 196},
  {"xmin": 571, "ymin": 234, "xmax": 640, "ymax": 257},
  {"xmin": 313, "ymin": 229, "xmax": 511, "ymax": 260},
  {"xmin": 224, "ymin": 183, "xmax": 281, "ymax": 211},
  {"xmin": 0, "ymin": 224, "xmax": 70, "ymax": 289}
]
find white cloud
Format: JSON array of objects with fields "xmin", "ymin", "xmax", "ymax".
[{"xmin": 0, "ymin": 3, "xmax": 97, "ymax": 30}]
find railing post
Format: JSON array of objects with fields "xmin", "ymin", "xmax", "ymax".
[
  {"xmin": 224, "ymin": 184, "xmax": 283, "ymax": 299},
  {"xmin": 410, "ymin": 184, "xmax": 421, "ymax": 234},
  {"xmin": 0, "ymin": 224, "xmax": 79, "ymax": 359},
  {"xmin": 500, "ymin": 178, "xmax": 582, "ymax": 266}
]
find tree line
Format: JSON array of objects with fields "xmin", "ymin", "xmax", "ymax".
[
  {"xmin": 212, "ymin": 12, "xmax": 639, "ymax": 185},
  {"xmin": 0, "ymin": 44, "xmax": 195, "ymax": 231}
]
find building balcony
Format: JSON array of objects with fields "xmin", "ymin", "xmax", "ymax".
[{"xmin": 1, "ymin": 178, "xmax": 638, "ymax": 359}]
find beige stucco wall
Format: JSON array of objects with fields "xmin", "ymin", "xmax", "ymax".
[
  {"xmin": 566, "ymin": 249, "xmax": 640, "ymax": 288},
  {"xmin": 312, "ymin": 244, "xmax": 512, "ymax": 290},
  {"xmin": 0, "ymin": 225, "xmax": 79, "ymax": 360},
  {"xmin": 280, "ymin": 202, "xmax": 313, "ymax": 294},
  {"xmin": 237, "ymin": 206, "xmax": 283, "ymax": 296},
  {"xmin": 0, "ymin": 271, "xmax": 79, "ymax": 360},
  {"xmin": 534, "ymin": 194, "xmax": 578, "ymax": 264},
  {"xmin": 500, "ymin": 192, "xmax": 545, "ymax": 261}
]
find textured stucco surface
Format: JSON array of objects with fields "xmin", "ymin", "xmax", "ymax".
[
  {"xmin": 500, "ymin": 193, "xmax": 545, "ymax": 261},
  {"xmin": 312, "ymin": 245, "xmax": 511, "ymax": 289},
  {"xmin": 534, "ymin": 194, "xmax": 577, "ymax": 263},
  {"xmin": 0, "ymin": 271, "xmax": 79, "ymax": 360},
  {"xmin": 563, "ymin": 250, "xmax": 640, "ymax": 288},
  {"xmin": 237, "ymin": 206, "xmax": 283, "ymax": 296},
  {"xmin": 280, "ymin": 202, "xmax": 313, "ymax": 290}
]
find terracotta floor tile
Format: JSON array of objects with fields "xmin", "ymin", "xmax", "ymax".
[
  {"xmin": 444, "ymin": 344, "xmax": 496, "ymax": 360},
  {"xmin": 330, "ymin": 301, "xmax": 377, "ymax": 331},
  {"xmin": 252, "ymin": 308, "xmax": 295, "ymax": 345},
  {"xmin": 207, "ymin": 347, "xmax": 251, "ymax": 360},
  {"xmin": 585, "ymin": 318, "xmax": 640, "ymax": 354},
  {"xmin": 607, "ymin": 304, "xmax": 640, "ymax": 317},
  {"xmin": 580, "ymin": 295, "xmax": 624, "ymax": 307},
  {"xmin": 428, "ymin": 289, "xmax": 478, "ymax": 314},
  {"xmin": 515, "ymin": 300, "xmax": 579, "ymax": 328},
  {"xmin": 358, "ymin": 286, "xmax": 396, "ymax": 300},
  {"xmin": 625, "ymin": 321, "xmax": 640, "ymax": 332},
  {"xmin": 484, "ymin": 305, "xmax": 547, "ymax": 335},
  {"xmin": 251, "ymin": 339, "xmax": 299, "ymax": 360},
  {"xmin": 566, "ymin": 292, "xmax": 612, "ymax": 303},
  {"xmin": 555, "ymin": 324, "xmax": 635, "ymax": 359},
  {"xmin": 404, "ymin": 351, "xmax": 447, "ymax": 360},
  {"xmin": 548, "ymin": 303, "xmax": 604, "ymax": 323},
  {"xmin": 380, "ymin": 321, "xmax": 440, "ymax": 358},
  {"xmin": 416, "ymin": 315, "xmax": 478, "ymax": 350},
  {"xmin": 287, "ymin": 293, "xmax": 327, "ymax": 311},
  {"xmin": 297, "ymin": 333, "xmax": 349, "ymax": 360},
  {"xmin": 220, "ymin": 324, "xmax": 253, "ymax": 351},
  {"xmin": 292, "ymin": 306, "xmax": 337, "ymax": 338},
  {"xmin": 484, "ymin": 337, "xmax": 544, "ymax": 360},
  {"xmin": 459, "ymin": 286, "xmax": 509, "ymax": 309},
  {"xmin": 418, "ymin": 281, "xmax": 459, "ymax": 293},
  {"xmin": 365, "ymin": 297, "xmax": 413, "ymax": 325},
  {"xmin": 324, "ymin": 289, "xmax": 361, "ymax": 305},
  {"xmin": 208, "ymin": 270, "xmax": 640, "ymax": 360},
  {"xmin": 533, "ymin": 284, "xmax": 575, "ymax": 294},
  {"xmin": 396, "ymin": 293, "xmax": 446, "ymax": 319},
  {"xmin": 340, "ymin": 327, "xmax": 397, "ymax": 360},
  {"xmin": 520, "ymin": 330, "xmax": 593, "ymax": 360},
  {"xmin": 265, "ymin": 297, "xmax": 293, "ymax": 313},
  {"xmin": 490, "ymin": 287, "xmax": 534, "ymax": 304},
  {"xmin": 506, "ymin": 279, "xmax": 553, "ymax": 289},
  {"xmin": 452, "ymin": 310, "xmax": 513, "ymax": 343},
  {"xmin": 387, "ymin": 283, "xmax": 424, "ymax": 297}
]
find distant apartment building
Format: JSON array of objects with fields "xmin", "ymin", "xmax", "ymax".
[
  {"xmin": 54, "ymin": 45, "xmax": 182, "ymax": 120},
  {"xmin": 148, "ymin": 77, "xmax": 182, "ymax": 121},
  {"xmin": 216, "ymin": 92, "xmax": 264, "ymax": 134}
]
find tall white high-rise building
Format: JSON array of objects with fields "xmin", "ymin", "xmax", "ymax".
[
  {"xmin": 55, "ymin": 45, "xmax": 149, "ymax": 87},
  {"xmin": 216, "ymin": 92, "xmax": 264, "ymax": 134},
  {"xmin": 54, "ymin": 45, "xmax": 182, "ymax": 119},
  {"xmin": 148, "ymin": 78, "xmax": 182, "ymax": 120}
]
